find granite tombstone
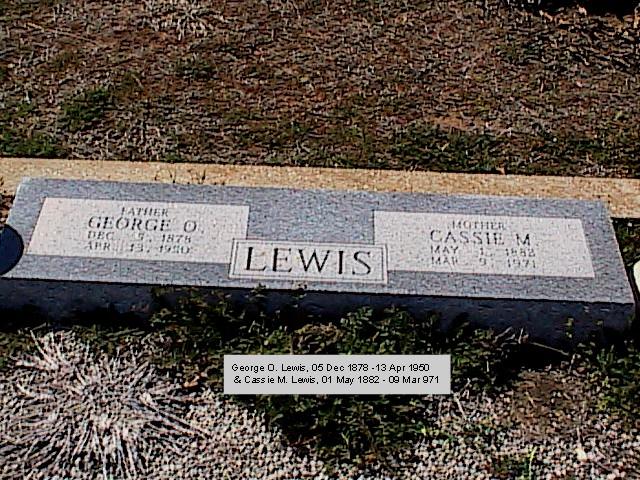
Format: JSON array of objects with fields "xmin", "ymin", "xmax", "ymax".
[{"xmin": 0, "ymin": 178, "xmax": 635, "ymax": 342}]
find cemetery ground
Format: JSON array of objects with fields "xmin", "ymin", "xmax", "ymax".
[
  {"xmin": 0, "ymin": 194, "xmax": 638, "ymax": 478},
  {"xmin": 0, "ymin": 1, "xmax": 639, "ymax": 177},
  {"xmin": 1, "ymin": 0, "xmax": 640, "ymax": 478}
]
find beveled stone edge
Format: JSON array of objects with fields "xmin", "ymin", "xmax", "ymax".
[
  {"xmin": 634, "ymin": 261, "xmax": 640, "ymax": 298},
  {"xmin": 1, "ymin": 157, "xmax": 639, "ymax": 218}
]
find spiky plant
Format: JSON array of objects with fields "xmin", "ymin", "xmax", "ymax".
[
  {"xmin": 0, "ymin": 331, "xmax": 327, "ymax": 480},
  {"xmin": 0, "ymin": 331, "xmax": 191, "ymax": 479}
]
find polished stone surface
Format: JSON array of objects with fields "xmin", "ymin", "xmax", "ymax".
[{"xmin": 0, "ymin": 178, "xmax": 634, "ymax": 340}]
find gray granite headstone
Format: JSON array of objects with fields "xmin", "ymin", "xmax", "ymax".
[{"xmin": 0, "ymin": 178, "xmax": 635, "ymax": 342}]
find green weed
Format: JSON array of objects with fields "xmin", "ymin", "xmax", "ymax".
[
  {"xmin": 60, "ymin": 87, "xmax": 113, "ymax": 132},
  {"xmin": 0, "ymin": 130, "xmax": 65, "ymax": 157},
  {"xmin": 493, "ymin": 449, "xmax": 537, "ymax": 480},
  {"xmin": 49, "ymin": 50, "xmax": 78, "ymax": 72},
  {"xmin": 113, "ymin": 71, "xmax": 144, "ymax": 100},
  {"xmin": 389, "ymin": 124, "xmax": 502, "ymax": 172},
  {"xmin": 174, "ymin": 57, "xmax": 219, "ymax": 80},
  {"xmin": 581, "ymin": 340, "xmax": 640, "ymax": 419},
  {"xmin": 613, "ymin": 219, "xmax": 640, "ymax": 269},
  {"xmin": 149, "ymin": 294, "xmax": 523, "ymax": 467}
]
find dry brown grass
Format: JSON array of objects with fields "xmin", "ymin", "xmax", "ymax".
[
  {"xmin": 0, "ymin": 330, "xmax": 327, "ymax": 479},
  {"xmin": 0, "ymin": 331, "xmax": 187, "ymax": 479},
  {"xmin": 1, "ymin": 1, "xmax": 638, "ymax": 176}
]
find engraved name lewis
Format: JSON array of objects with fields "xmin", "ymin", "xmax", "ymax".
[{"xmin": 230, "ymin": 240, "xmax": 388, "ymax": 284}]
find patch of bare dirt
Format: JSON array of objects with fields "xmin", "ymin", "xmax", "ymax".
[{"xmin": 509, "ymin": 368, "xmax": 597, "ymax": 441}]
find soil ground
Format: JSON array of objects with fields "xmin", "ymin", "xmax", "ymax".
[
  {"xmin": 0, "ymin": 193, "xmax": 639, "ymax": 477},
  {"xmin": 1, "ymin": 0, "xmax": 639, "ymax": 177},
  {"xmin": 0, "ymin": 0, "xmax": 639, "ymax": 477}
]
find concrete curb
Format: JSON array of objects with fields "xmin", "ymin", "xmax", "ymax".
[{"xmin": 1, "ymin": 157, "xmax": 639, "ymax": 218}]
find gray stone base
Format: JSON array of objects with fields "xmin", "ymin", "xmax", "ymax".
[
  {"xmin": 0, "ymin": 179, "xmax": 635, "ymax": 344},
  {"xmin": 0, "ymin": 279, "xmax": 632, "ymax": 346}
]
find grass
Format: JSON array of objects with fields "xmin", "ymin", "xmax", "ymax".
[
  {"xmin": 586, "ymin": 341, "xmax": 640, "ymax": 418},
  {"xmin": 0, "ymin": 101, "xmax": 67, "ymax": 157},
  {"xmin": 388, "ymin": 125, "xmax": 502, "ymax": 172},
  {"xmin": 220, "ymin": 114, "xmax": 638, "ymax": 176},
  {"xmin": 129, "ymin": 296, "xmax": 528, "ymax": 468},
  {"xmin": 614, "ymin": 219, "xmax": 640, "ymax": 269},
  {"xmin": 1, "ymin": 0, "xmax": 638, "ymax": 173},
  {"xmin": 0, "ymin": 0, "xmax": 57, "ymax": 17},
  {"xmin": 60, "ymin": 87, "xmax": 113, "ymax": 133},
  {"xmin": 58, "ymin": 75, "xmax": 143, "ymax": 132},
  {"xmin": 0, "ymin": 130, "xmax": 65, "ymax": 157},
  {"xmin": 515, "ymin": 0, "xmax": 640, "ymax": 16},
  {"xmin": 174, "ymin": 56, "xmax": 219, "ymax": 80},
  {"xmin": 0, "ymin": 291, "xmax": 525, "ymax": 470},
  {"xmin": 1, "ymin": 73, "xmax": 145, "ymax": 156},
  {"xmin": 49, "ymin": 50, "xmax": 79, "ymax": 73},
  {"xmin": 493, "ymin": 450, "xmax": 537, "ymax": 480},
  {"xmin": 526, "ymin": 129, "xmax": 640, "ymax": 177},
  {"xmin": 1, "ymin": 279, "xmax": 633, "ymax": 471},
  {"xmin": 0, "ymin": 329, "xmax": 34, "ymax": 370}
]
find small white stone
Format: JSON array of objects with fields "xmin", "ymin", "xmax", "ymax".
[{"xmin": 575, "ymin": 446, "xmax": 588, "ymax": 462}]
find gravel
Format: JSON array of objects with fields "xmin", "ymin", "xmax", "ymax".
[
  {"xmin": 0, "ymin": 331, "xmax": 327, "ymax": 480},
  {"xmin": 0, "ymin": 331, "xmax": 638, "ymax": 479}
]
